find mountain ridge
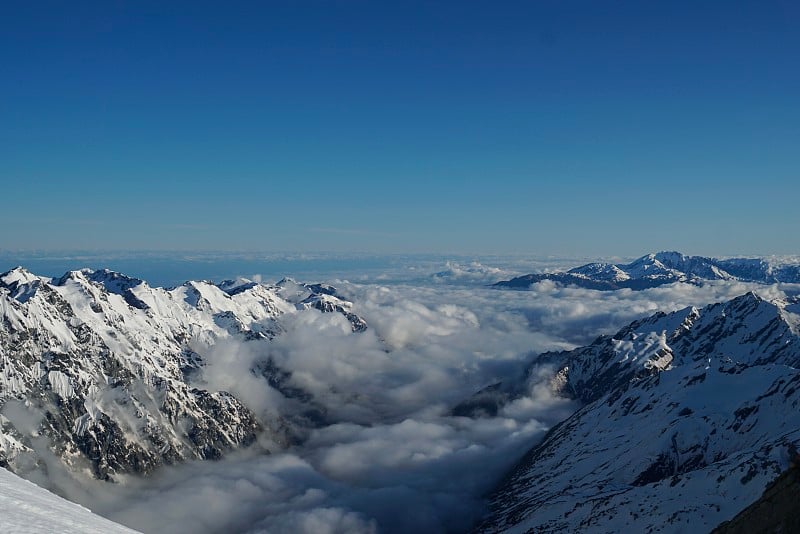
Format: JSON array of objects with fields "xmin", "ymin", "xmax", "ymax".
[
  {"xmin": 0, "ymin": 267, "xmax": 367, "ymax": 481},
  {"xmin": 495, "ymin": 252, "xmax": 800, "ymax": 291},
  {"xmin": 4, "ymin": 265, "xmax": 800, "ymax": 532},
  {"xmin": 477, "ymin": 291, "xmax": 800, "ymax": 532}
]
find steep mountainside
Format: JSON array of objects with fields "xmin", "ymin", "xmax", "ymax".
[
  {"xmin": 0, "ymin": 267, "xmax": 366, "ymax": 480},
  {"xmin": 495, "ymin": 252, "xmax": 800, "ymax": 290},
  {"xmin": 478, "ymin": 292, "xmax": 800, "ymax": 532}
]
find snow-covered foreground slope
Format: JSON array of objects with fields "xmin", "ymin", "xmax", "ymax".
[
  {"xmin": 0, "ymin": 467, "xmax": 136, "ymax": 533},
  {"xmin": 479, "ymin": 292, "xmax": 800, "ymax": 532},
  {"xmin": 495, "ymin": 251, "xmax": 800, "ymax": 290}
]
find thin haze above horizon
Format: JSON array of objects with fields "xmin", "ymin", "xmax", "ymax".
[{"xmin": 2, "ymin": 1, "xmax": 798, "ymax": 256}]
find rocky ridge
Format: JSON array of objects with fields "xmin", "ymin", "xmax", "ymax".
[
  {"xmin": 478, "ymin": 292, "xmax": 800, "ymax": 532},
  {"xmin": 0, "ymin": 267, "xmax": 366, "ymax": 481}
]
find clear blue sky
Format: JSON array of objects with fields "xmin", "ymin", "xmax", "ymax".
[{"xmin": 2, "ymin": 1, "xmax": 798, "ymax": 256}]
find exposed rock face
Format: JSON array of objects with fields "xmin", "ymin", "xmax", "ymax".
[
  {"xmin": 477, "ymin": 292, "xmax": 800, "ymax": 533},
  {"xmin": 495, "ymin": 251, "xmax": 800, "ymax": 290},
  {"xmin": 713, "ymin": 465, "xmax": 800, "ymax": 534},
  {"xmin": 298, "ymin": 293, "xmax": 369, "ymax": 332},
  {"xmin": 0, "ymin": 267, "xmax": 367, "ymax": 480}
]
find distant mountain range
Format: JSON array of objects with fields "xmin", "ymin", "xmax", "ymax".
[
  {"xmin": 475, "ymin": 291, "xmax": 800, "ymax": 532},
  {"xmin": 495, "ymin": 251, "xmax": 800, "ymax": 290}
]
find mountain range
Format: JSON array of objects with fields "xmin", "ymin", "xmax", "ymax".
[
  {"xmin": 495, "ymin": 251, "xmax": 800, "ymax": 290},
  {"xmin": 2, "ymin": 264, "xmax": 800, "ymax": 532},
  {"xmin": 0, "ymin": 267, "xmax": 366, "ymax": 481},
  {"xmin": 476, "ymin": 291, "xmax": 800, "ymax": 532}
]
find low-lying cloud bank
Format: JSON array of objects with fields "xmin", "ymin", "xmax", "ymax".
[{"xmin": 38, "ymin": 272, "xmax": 796, "ymax": 533}]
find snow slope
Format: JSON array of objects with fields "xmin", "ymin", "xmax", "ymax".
[
  {"xmin": 0, "ymin": 467, "xmax": 136, "ymax": 533},
  {"xmin": 479, "ymin": 292, "xmax": 800, "ymax": 532}
]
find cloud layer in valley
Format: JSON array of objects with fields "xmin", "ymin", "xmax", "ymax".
[{"xmin": 29, "ymin": 264, "xmax": 796, "ymax": 533}]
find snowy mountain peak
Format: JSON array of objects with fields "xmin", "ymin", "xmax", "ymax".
[
  {"xmin": 497, "ymin": 252, "xmax": 800, "ymax": 290},
  {"xmin": 653, "ymin": 250, "xmax": 686, "ymax": 263},
  {"xmin": 0, "ymin": 266, "xmax": 40, "ymax": 287},
  {"xmin": 84, "ymin": 268, "xmax": 145, "ymax": 293},
  {"xmin": 298, "ymin": 292, "xmax": 368, "ymax": 332},
  {"xmin": 0, "ymin": 267, "xmax": 367, "ymax": 482},
  {"xmin": 623, "ymin": 252, "xmax": 680, "ymax": 278},
  {"xmin": 216, "ymin": 277, "xmax": 258, "ymax": 295},
  {"xmin": 54, "ymin": 269, "xmax": 94, "ymax": 287},
  {"xmin": 482, "ymin": 291, "xmax": 800, "ymax": 533},
  {"xmin": 0, "ymin": 267, "xmax": 45, "ymax": 303},
  {"xmin": 567, "ymin": 262, "xmax": 630, "ymax": 282}
]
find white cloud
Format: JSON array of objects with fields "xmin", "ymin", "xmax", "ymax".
[
  {"xmin": 431, "ymin": 261, "xmax": 519, "ymax": 285},
  {"xmin": 27, "ymin": 273, "xmax": 788, "ymax": 533}
]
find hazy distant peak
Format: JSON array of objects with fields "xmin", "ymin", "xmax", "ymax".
[
  {"xmin": 0, "ymin": 266, "xmax": 40, "ymax": 287},
  {"xmin": 497, "ymin": 252, "xmax": 800, "ymax": 291}
]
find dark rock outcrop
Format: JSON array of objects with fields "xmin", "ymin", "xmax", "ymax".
[{"xmin": 713, "ymin": 465, "xmax": 800, "ymax": 534}]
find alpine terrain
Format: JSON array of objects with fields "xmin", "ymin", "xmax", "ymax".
[
  {"xmin": 478, "ymin": 291, "xmax": 800, "ymax": 532},
  {"xmin": 0, "ymin": 267, "xmax": 366, "ymax": 481},
  {"xmin": 495, "ymin": 251, "xmax": 800, "ymax": 290},
  {"xmin": 3, "ymin": 264, "xmax": 800, "ymax": 533}
]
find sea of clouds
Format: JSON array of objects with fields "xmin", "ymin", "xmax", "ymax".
[{"xmin": 33, "ymin": 260, "xmax": 793, "ymax": 534}]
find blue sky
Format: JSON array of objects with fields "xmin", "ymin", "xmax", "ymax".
[{"xmin": 2, "ymin": 0, "xmax": 798, "ymax": 256}]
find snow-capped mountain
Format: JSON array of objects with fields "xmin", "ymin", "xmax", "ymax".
[
  {"xmin": 495, "ymin": 251, "xmax": 800, "ymax": 290},
  {"xmin": 0, "ymin": 267, "xmax": 366, "ymax": 480},
  {"xmin": 274, "ymin": 278, "xmax": 368, "ymax": 332},
  {"xmin": 477, "ymin": 292, "xmax": 800, "ymax": 532}
]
